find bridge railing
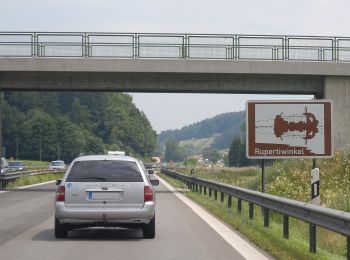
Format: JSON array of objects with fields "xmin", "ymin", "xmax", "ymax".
[
  {"xmin": 1, "ymin": 32, "xmax": 350, "ymax": 62},
  {"xmin": 161, "ymin": 169, "xmax": 350, "ymax": 258}
]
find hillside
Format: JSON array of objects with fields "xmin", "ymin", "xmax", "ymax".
[
  {"xmin": 2, "ymin": 92, "xmax": 156, "ymax": 162},
  {"xmin": 158, "ymin": 111, "xmax": 245, "ymax": 152}
]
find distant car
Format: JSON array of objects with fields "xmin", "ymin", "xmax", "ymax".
[
  {"xmin": 1, "ymin": 158, "xmax": 9, "ymax": 174},
  {"xmin": 54, "ymin": 155, "xmax": 159, "ymax": 239},
  {"xmin": 49, "ymin": 160, "xmax": 66, "ymax": 170},
  {"xmin": 8, "ymin": 161, "xmax": 25, "ymax": 171}
]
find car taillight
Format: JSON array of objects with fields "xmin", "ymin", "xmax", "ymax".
[
  {"xmin": 56, "ymin": 186, "xmax": 65, "ymax": 202},
  {"xmin": 144, "ymin": 186, "xmax": 153, "ymax": 202}
]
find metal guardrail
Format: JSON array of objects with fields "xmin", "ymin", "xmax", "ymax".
[
  {"xmin": 1, "ymin": 32, "xmax": 350, "ymax": 62},
  {"xmin": 161, "ymin": 169, "xmax": 350, "ymax": 258},
  {"xmin": 0, "ymin": 169, "xmax": 62, "ymax": 189}
]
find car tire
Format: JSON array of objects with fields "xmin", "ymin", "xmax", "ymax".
[
  {"xmin": 143, "ymin": 214, "xmax": 155, "ymax": 239},
  {"xmin": 55, "ymin": 217, "xmax": 68, "ymax": 238}
]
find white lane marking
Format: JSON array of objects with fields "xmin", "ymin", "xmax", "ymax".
[
  {"xmin": 17, "ymin": 180, "xmax": 56, "ymax": 189},
  {"xmin": 0, "ymin": 180, "xmax": 56, "ymax": 195},
  {"xmin": 157, "ymin": 174, "xmax": 271, "ymax": 260}
]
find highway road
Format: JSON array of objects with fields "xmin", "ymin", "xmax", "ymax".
[{"xmin": 0, "ymin": 177, "xmax": 271, "ymax": 260}]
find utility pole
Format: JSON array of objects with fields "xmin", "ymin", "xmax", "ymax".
[
  {"xmin": 39, "ymin": 124, "xmax": 42, "ymax": 161},
  {"xmin": 16, "ymin": 137, "xmax": 19, "ymax": 159}
]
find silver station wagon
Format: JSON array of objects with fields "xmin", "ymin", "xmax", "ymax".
[{"xmin": 54, "ymin": 155, "xmax": 159, "ymax": 239}]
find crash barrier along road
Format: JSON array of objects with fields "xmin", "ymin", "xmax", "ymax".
[
  {"xmin": 161, "ymin": 169, "xmax": 350, "ymax": 259},
  {"xmin": 0, "ymin": 169, "xmax": 62, "ymax": 189}
]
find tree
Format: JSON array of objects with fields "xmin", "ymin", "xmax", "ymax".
[
  {"xmin": 228, "ymin": 134, "xmax": 259, "ymax": 167},
  {"xmin": 55, "ymin": 117, "xmax": 87, "ymax": 162},
  {"xmin": 19, "ymin": 109, "xmax": 58, "ymax": 161},
  {"xmin": 2, "ymin": 91, "xmax": 157, "ymax": 162},
  {"xmin": 202, "ymin": 147, "xmax": 221, "ymax": 163},
  {"xmin": 228, "ymin": 136, "xmax": 243, "ymax": 167},
  {"xmin": 164, "ymin": 138, "xmax": 185, "ymax": 162},
  {"xmin": 69, "ymin": 98, "xmax": 91, "ymax": 130}
]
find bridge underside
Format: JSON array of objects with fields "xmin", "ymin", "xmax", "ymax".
[
  {"xmin": 0, "ymin": 58, "xmax": 349, "ymax": 149},
  {"xmin": 0, "ymin": 71, "xmax": 323, "ymax": 95}
]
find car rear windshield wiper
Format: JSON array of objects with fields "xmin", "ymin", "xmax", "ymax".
[{"xmin": 80, "ymin": 176, "xmax": 106, "ymax": 181}]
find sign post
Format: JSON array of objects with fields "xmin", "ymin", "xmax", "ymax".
[
  {"xmin": 246, "ymin": 100, "xmax": 333, "ymax": 253},
  {"xmin": 310, "ymin": 165, "xmax": 320, "ymax": 253},
  {"xmin": 311, "ymin": 167, "xmax": 320, "ymax": 206}
]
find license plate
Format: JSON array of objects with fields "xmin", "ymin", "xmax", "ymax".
[{"xmin": 88, "ymin": 191, "xmax": 121, "ymax": 201}]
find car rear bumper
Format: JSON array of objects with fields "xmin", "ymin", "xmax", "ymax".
[{"xmin": 55, "ymin": 201, "xmax": 155, "ymax": 224}]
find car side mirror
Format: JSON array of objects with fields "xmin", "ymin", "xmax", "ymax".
[
  {"xmin": 148, "ymin": 169, "xmax": 154, "ymax": 175},
  {"xmin": 56, "ymin": 179, "xmax": 62, "ymax": 186},
  {"xmin": 150, "ymin": 179, "xmax": 159, "ymax": 186}
]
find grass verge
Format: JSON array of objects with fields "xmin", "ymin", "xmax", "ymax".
[
  {"xmin": 158, "ymin": 172, "xmax": 346, "ymax": 260},
  {"xmin": 20, "ymin": 160, "xmax": 50, "ymax": 167},
  {"xmin": 7, "ymin": 172, "xmax": 64, "ymax": 188}
]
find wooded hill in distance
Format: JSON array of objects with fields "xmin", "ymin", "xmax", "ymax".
[
  {"xmin": 158, "ymin": 111, "xmax": 245, "ymax": 153},
  {"xmin": 2, "ymin": 92, "xmax": 156, "ymax": 162}
]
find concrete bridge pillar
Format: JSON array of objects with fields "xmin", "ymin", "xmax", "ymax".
[{"xmin": 324, "ymin": 76, "xmax": 350, "ymax": 150}]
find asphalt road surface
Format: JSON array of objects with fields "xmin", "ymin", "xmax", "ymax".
[{"xmin": 0, "ymin": 178, "xmax": 270, "ymax": 260}]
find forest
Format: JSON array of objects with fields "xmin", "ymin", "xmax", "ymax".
[
  {"xmin": 2, "ymin": 92, "xmax": 157, "ymax": 162},
  {"xmin": 158, "ymin": 111, "xmax": 245, "ymax": 150}
]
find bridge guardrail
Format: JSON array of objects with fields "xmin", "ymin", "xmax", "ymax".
[
  {"xmin": 161, "ymin": 169, "xmax": 350, "ymax": 258},
  {"xmin": 1, "ymin": 32, "xmax": 350, "ymax": 62}
]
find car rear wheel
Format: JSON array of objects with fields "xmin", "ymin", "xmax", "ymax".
[
  {"xmin": 143, "ymin": 214, "xmax": 155, "ymax": 239},
  {"xmin": 55, "ymin": 217, "xmax": 68, "ymax": 238}
]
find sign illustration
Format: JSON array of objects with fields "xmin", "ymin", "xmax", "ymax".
[{"xmin": 246, "ymin": 100, "xmax": 333, "ymax": 158}]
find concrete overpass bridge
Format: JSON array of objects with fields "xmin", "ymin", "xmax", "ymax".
[{"xmin": 0, "ymin": 32, "xmax": 349, "ymax": 149}]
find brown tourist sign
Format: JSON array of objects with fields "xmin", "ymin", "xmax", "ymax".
[{"xmin": 246, "ymin": 100, "xmax": 333, "ymax": 159}]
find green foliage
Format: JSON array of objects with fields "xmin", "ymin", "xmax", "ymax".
[
  {"xmin": 159, "ymin": 172, "xmax": 347, "ymax": 260},
  {"xmin": 266, "ymin": 150, "xmax": 350, "ymax": 210},
  {"xmin": 228, "ymin": 135, "xmax": 257, "ymax": 167},
  {"xmin": 158, "ymin": 111, "xmax": 245, "ymax": 149},
  {"xmin": 202, "ymin": 147, "xmax": 221, "ymax": 163},
  {"xmin": 228, "ymin": 130, "xmax": 260, "ymax": 167},
  {"xmin": 21, "ymin": 160, "xmax": 49, "ymax": 167},
  {"xmin": 7, "ymin": 172, "xmax": 64, "ymax": 188},
  {"xmin": 3, "ymin": 92, "xmax": 156, "ymax": 162},
  {"xmin": 164, "ymin": 138, "xmax": 185, "ymax": 162},
  {"xmin": 178, "ymin": 166, "xmax": 259, "ymax": 187},
  {"xmin": 173, "ymin": 150, "xmax": 350, "ymax": 258},
  {"xmin": 185, "ymin": 158, "xmax": 199, "ymax": 166}
]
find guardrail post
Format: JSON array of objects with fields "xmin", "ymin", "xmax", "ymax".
[
  {"xmin": 199, "ymin": 185, "xmax": 202, "ymax": 194},
  {"xmin": 310, "ymin": 224, "xmax": 317, "ymax": 253},
  {"xmin": 204, "ymin": 186, "xmax": 207, "ymax": 195},
  {"xmin": 228, "ymin": 195, "xmax": 232, "ymax": 208},
  {"xmin": 249, "ymin": 202, "xmax": 254, "ymax": 219},
  {"xmin": 283, "ymin": 214, "xmax": 289, "ymax": 239},
  {"xmin": 220, "ymin": 192, "xmax": 224, "ymax": 203},
  {"xmin": 263, "ymin": 208, "xmax": 269, "ymax": 227},
  {"xmin": 214, "ymin": 190, "xmax": 217, "ymax": 200},
  {"xmin": 195, "ymin": 183, "xmax": 198, "ymax": 192},
  {"xmin": 237, "ymin": 198, "xmax": 242, "ymax": 213},
  {"xmin": 347, "ymin": 236, "xmax": 350, "ymax": 260},
  {"xmin": 209, "ymin": 188, "xmax": 212, "ymax": 197}
]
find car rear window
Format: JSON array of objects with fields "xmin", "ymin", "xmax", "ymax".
[{"xmin": 66, "ymin": 160, "xmax": 143, "ymax": 182}]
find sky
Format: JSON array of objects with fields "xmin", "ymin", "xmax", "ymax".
[{"xmin": 1, "ymin": 0, "xmax": 349, "ymax": 132}]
